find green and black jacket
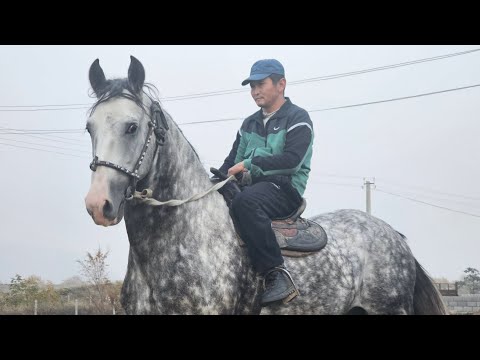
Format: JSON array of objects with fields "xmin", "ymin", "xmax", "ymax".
[{"xmin": 219, "ymin": 98, "xmax": 313, "ymax": 196}]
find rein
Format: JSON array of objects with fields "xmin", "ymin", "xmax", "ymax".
[{"xmin": 131, "ymin": 175, "xmax": 235, "ymax": 207}]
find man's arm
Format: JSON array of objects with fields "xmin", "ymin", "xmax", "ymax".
[
  {"xmin": 219, "ymin": 129, "xmax": 243, "ymax": 175},
  {"xmin": 243, "ymin": 111, "xmax": 313, "ymax": 177}
]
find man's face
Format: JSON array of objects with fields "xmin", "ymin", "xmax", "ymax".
[{"xmin": 249, "ymin": 77, "xmax": 285, "ymax": 111}]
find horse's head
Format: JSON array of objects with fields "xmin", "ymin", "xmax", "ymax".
[{"xmin": 85, "ymin": 56, "xmax": 162, "ymax": 226}]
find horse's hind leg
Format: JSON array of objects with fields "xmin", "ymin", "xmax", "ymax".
[
  {"xmin": 358, "ymin": 298, "xmax": 413, "ymax": 315},
  {"xmin": 356, "ymin": 271, "xmax": 415, "ymax": 314},
  {"xmin": 344, "ymin": 294, "xmax": 412, "ymax": 315},
  {"xmin": 346, "ymin": 306, "xmax": 368, "ymax": 315}
]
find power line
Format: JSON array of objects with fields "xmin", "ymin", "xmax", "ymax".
[
  {"xmin": 0, "ymin": 132, "xmax": 89, "ymax": 147},
  {"xmin": 308, "ymin": 84, "xmax": 480, "ymax": 113},
  {"xmin": 0, "ymin": 103, "xmax": 91, "ymax": 108},
  {"xmin": 379, "ymin": 187, "xmax": 480, "ymax": 210},
  {"xmin": 3, "ymin": 81, "xmax": 479, "ymax": 135},
  {"xmin": 0, "ymin": 126, "xmax": 88, "ymax": 145},
  {"xmin": 0, "ymin": 106, "xmax": 90, "ymax": 112},
  {"xmin": 0, "ymin": 137, "xmax": 90, "ymax": 154},
  {"xmin": 179, "ymin": 117, "xmax": 244, "ymax": 126},
  {"xmin": 159, "ymin": 48, "xmax": 480, "ymax": 101},
  {"xmin": 0, "ymin": 132, "xmax": 85, "ymax": 136},
  {"xmin": 308, "ymin": 180, "xmax": 361, "ymax": 189},
  {"xmin": 376, "ymin": 188, "xmax": 480, "ymax": 219},
  {"xmin": 2, "ymin": 81, "xmax": 478, "ymax": 166},
  {"xmin": 0, "ymin": 142, "xmax": 89, "ymax": 159},
  {"xmin": 0, "ymin": 127, "xmax": 84, "ymax": 133},
  {"xmin": 1, "ymin": 48, "xmax": 479, "ymax": 109},
  {"xmin": 178, "ymin": 83, "xmax": 480, "ymax": 125},
  {"xmin": 289, "ymin": 48, "xmax": 480, "ymax": 85},
  {"xmin": 0, "ymin": 129, "xmax": 85, "ymax": 134},
  {"xmin": 5, "ymin": 81, "xmax": 475, "ymax": 119},
  {"xmin": 310, "ymin": 172, "xmax": 365, "ymax": 180},
  {"xmin": 377, "ymin": 179, "xmax": 480, "ymax": 202}
]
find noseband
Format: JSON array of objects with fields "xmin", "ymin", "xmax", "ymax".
[{"xmin": 89, "ymin": 100, "xmax": 169, "ymax": 200}]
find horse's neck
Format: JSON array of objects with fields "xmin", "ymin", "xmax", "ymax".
[
  {"xmin": 130, "ymin": 120, "xmax": 217, "ymax": 232},
  {"xmin": 148, "ymin": 123, "xmax": 211, "ymax": 201},
  {"xmin": 124, "ymin": 121, "xmax": 259, "ymax": 314}
]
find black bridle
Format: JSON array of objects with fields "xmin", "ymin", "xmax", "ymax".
[{"xmin": 89, "ymin": 100, "xmax": 169, "ymax": 200}]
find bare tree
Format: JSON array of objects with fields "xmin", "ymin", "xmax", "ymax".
[{"xmin": 77, "ymin": 247, "xmax": 111, "ymax": 313}]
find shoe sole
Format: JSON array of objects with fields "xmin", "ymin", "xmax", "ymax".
[
  {"xmin": 261, "ymin": 287, "xmax": 300, "ymax": 306},
  {"xmin": 282, "ymin": 289, "xmax": 299, "ymax": 304}
]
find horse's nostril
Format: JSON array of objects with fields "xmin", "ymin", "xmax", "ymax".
[
  {"xmin": 86, "ymin": 207, "xmax": 93, "ymax": 217},
  {"xmin": 103, "ymin": 200, "xmax": 114, "ymax": 220}
]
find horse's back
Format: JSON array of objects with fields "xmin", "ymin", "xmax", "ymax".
[{"xmin": 263, "ymin": 209, "xmax": 416, "ymax": 314}]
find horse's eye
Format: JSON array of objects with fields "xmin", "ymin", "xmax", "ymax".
[{"xmin": 127, "ymin": 124, "xmax": 138, "ymax": 134}]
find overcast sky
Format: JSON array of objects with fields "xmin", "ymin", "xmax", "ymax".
[{"xmin": 0, "ymin": 45, "xmax": 478, "ymax": 284}]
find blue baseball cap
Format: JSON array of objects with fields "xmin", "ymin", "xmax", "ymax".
[{"xmin": 241, "ymin": 59, "xmax": 285, "ymax": 86}]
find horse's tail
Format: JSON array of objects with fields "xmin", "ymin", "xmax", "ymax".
[{"xmin": 413, "ymin": 259, "xmax": 448, "ymax": 315}]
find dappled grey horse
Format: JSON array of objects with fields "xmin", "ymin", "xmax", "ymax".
[{"xmin": 84, "ymin": 56, "xmax": 447, "ymax": 315}]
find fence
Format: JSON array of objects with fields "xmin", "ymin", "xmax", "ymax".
[
  {"xmin": 1, "ymin": 297, "xmax": 122, "ymax": 315},
  {"xmin": 435, "ymin": 282, "xmax": 458, "ymax": 296}
]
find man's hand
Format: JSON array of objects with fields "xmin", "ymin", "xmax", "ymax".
[{"xmin": 228, "ymin": 161, "xmax": 247, "ymax": 176}]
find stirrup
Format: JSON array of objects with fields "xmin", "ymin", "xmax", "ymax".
[{"xmin": 263, "ymin": 266, "xmax": 300, "ymax": 304}]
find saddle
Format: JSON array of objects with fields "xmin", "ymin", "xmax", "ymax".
[
  {"xmin": 210, "ymin": 168, "xmax": 327, "ymax": 257},
  {"xmin": 271, "ymin": 198, "xmax": 327, "ymax": 257}
]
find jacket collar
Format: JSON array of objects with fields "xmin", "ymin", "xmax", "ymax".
[{"xmin": 253, "ymin": 97, "xmax": 292, "ymax": 124}]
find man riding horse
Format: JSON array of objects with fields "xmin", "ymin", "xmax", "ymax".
[{"xmin": 216, "ymin": 59, "xmax": 314, "ymax": 306}]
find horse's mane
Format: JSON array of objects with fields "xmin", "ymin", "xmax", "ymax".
[{"xmin": 88, "ymin": 79, "xmax": 201, "ymax": 161}]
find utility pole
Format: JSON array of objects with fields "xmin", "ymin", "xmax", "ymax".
[{"xmin": 363, "ymin": 177, "xmax": 375, "ymax": 214}]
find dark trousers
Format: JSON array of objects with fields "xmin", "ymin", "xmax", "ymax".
[{"xmin": 230, "ymin": 181, "xmax": 302, "ymax": 274}]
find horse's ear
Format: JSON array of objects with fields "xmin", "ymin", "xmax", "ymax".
[
  {"xmin": 128, "ymin": 56, "xmax": 145, "ymax": 94},
  {"xmin": 89, "ymin": 59, "xmax": 107, "ymax": 97}
]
